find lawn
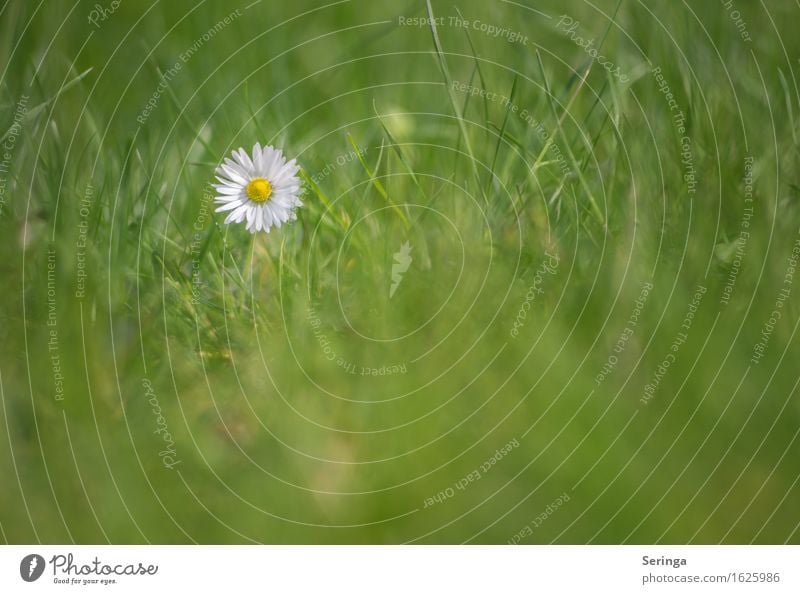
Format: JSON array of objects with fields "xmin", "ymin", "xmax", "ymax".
[{"xmin": 1, "ymin": 0, "xmax": 799, "ymax": 544}]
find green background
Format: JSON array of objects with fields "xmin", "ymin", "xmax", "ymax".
[{"xmin": 1, "ymin": 0, "xmax": 799, "ymax": 543}]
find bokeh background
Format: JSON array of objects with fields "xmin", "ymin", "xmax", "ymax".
[{"xmin": 1, "ymin": 0, "xmax": 799, "ymax": 543}]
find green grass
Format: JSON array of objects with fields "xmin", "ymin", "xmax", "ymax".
[{"xmin": 1, "ymin": 0, "xmax": 799, "ymax": 544}]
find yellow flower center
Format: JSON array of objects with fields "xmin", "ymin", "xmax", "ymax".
[{"xmin": 246, "ymin": 177, "xmax": 272, "ymax": 202}]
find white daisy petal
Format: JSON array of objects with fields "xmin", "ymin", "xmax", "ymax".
[
  {"xmin": 214, "ymin": 184, "xmax": 244, "ymax": 196},
  {"xmin": 276, "ymin": 158, "xmax": 299, "ymax": 179},
  {"xmin": 215, "ymin": 200, "xmax": 244, "ymax": 212},
  {"xmin": 222, "ymin": 158, "xmax": 249, "ymax": 178},
  {"xmin": 213, "ymin": 144, "xmax": 303, "ymax": 234},
  {"xmin": 237, "ymin": 207, "xmax": 251, "ymax": 224},
  {"xmin": 218, "ymin": 164, "xmax": 248, "ymax": 186},
  {"xmin": 253, "ymin": 143, "xmax": 263, "ymax": 172},
  {"xmin": 224, "ymin": 203, "xmax": 249, "ymax": 224},
  {"xmin": 214, "ymin": 175, "xmax": 241, "ymax": 188},
  {"xmin": 235, "ymin": 148, "xmax": 254, "ymax": 171},
  {"xmin": 263, "ymin": 146, "xmax": 283, "ymax": 178}
]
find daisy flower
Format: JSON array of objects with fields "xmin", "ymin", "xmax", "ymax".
[{"xmin": 213, "ymin": 143, "xmax": 303, "ymax": 233}]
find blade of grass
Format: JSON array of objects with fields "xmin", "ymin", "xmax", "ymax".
[
  {"xmin": 148, "ymin": 55, "xmax": 214, "ymax": 157},
  {"xmin": 298, "ymin": 168, "xmax": 349, "ymax": 236},
  {"xmin": 0, "ymin": 67, "xmax": 93, "ymax": 143},
  {"xmin": 536, "ymin": 51, "xmax": 604, "ymax": 225},
  {"xmin": 455, "ymin": 7, "xmax": 490, "ymax": 133},
  {"xmin": 360, "ymin": 139, "xmax": 384, "ymax": 204},
  {"xmin": 346, "ymin": 131, "xmax": 410, "ymax": 229},
  {"xmin": 425, "ymin": 0, "xmax": 486, "ymax": 202},
  {"xmin": 532, "ymin": 0, "xmax": 621, "ymax": 175},
  {"xmin": 452, "ymin": 62, "xmax": 478, "ymax": 182},
  {"xmin": 778, "ymin": 68, "xmax": 798, "ymax": 149},
  {"xmin": 373, "ymin": 99, "xmax": 429, "ymax": 206},
  {"xmin": 487, "ymin": 74, "xmax": 518, "ymax": 194}
]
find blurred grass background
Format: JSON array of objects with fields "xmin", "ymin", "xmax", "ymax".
[{"xmin": 1, "ymin": 0, "xmax": 799, "ymax": 543}]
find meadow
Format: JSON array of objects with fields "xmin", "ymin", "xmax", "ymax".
[{"xmin": 1, "ymin": 0, "xmax": 799, "ymax": 544}]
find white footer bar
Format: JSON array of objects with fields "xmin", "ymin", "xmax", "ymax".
[{"xmin": 1, "ymin": 545, "xmax": 797, "ymax": 593}]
